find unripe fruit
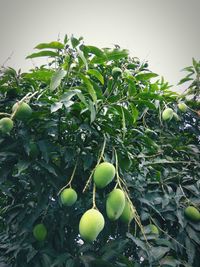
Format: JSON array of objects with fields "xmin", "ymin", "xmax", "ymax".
[
  {"xmin": 33, "ymin": 223, "xmax": 47, "ymax": 241},
  {"xmin": 93, "ymin": 162, "xmax": 115, "ymax": 189},
  {"xmin": 184, "ymin": 206, "xmax": 200, "ymax": 222},
  {"xmin": 162, "ymin": 108, "xmax": 173, "ymax": 121},
  {"xmin": 12, "ymin": 102, "xmax": 32, "ymax": 120},
  {"xmin": 79, "ymin": 209, "xmax": 104, "ymax": 242},
  {"xmin": 112, "ymin": 67, "xmax": 122, "ymax": 79},
  {"xmin": 148, "ymin": 224, "xmax": 159, "ymax": 235},
  {"xmin": 60, "ymin": 188, "xmax": 77, "ymax": 206},
  {"xmin": 0, "ymin": 117, "xmax": 13, "ymax": 134},
  {"xmin": 106, "ymin": 188, "xmax": 125, "ymax": 221},
  {"xmin": 120, "ymin": 199, "xmax": 135, "ymax": 223},
  {"xmin": 173, "ymin": 112, "xmax": 180, "ymax": 121},
  {"xmin": 178, "ymin": 102, "xmax": 187, "ymax": 112}
]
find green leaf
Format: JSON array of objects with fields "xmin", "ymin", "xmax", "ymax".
[
  {"xmin": 130, "ymin": 104, "xmax": 139, "ymax": 123},
  {"xmin": 84, "ymin": 45, "xmax": 105, "ymax": 57},
  {"xmin": 35, "ymin": 41, "xmax": 64, "ymax": 50},
  {"xmin": 26, "ymin": 50, "xmax": 59, "ymax": 59},
  {"xmin": 91, "ymin": 48, "xmax": 128, "ymax": 63},
  {"xmin": 14, "ymin": 160, "xmax": 30, "ymax": 176},
  {"xmin": 87, "ymin": 69, "xmax": 104, "ymax": 85},
  {"xmin": 24, "ymin": 69, "xmax": 54, "ymax": 82},
  {"xmin": 50, "ymin": 69, "xmax": 66, "ymax": 91},
  {"xmin": 88, "ymin": 99, "xmax": 96, "ymax": 123},
  {"xmin": 150, "ymin": 246, "xmax": 170, "ymax": 261},
  {"xmin": 78, "ymin": 49, "xmax": 88, "ymax": 70},
  {"xmin": 134, "ymin": 99, "xmax": 156, "ymax": 110},
  {"xmin": 136, "ymin": 72, "xmax": 158, "ymax": 80},
  {"xmin": 79, "ymin": 74, "xmax": 97, "ymax": 103},
  {"xmin": 51, "ymin": 102, "xmax": 63, "ymax": 113},
  {"xmin": 105, "ymin": 48, "xmax": 129, "ymax": 61},
  {"xmin": 71, "ymin": 35, "xmax": 82, "ymax": 48}
]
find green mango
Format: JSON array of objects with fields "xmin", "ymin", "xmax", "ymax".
[
  {"xmin": 93, "ymin": 162, "xmax": 115, "ymax": 188},
  {"xmin": 106, "ymin": 188, "xmax": 125, "ymax": 221},
  {"xmin": 148, "ymin": 224, "xmax": 159, "ymax": 235},
  {"xmin": 178, "ymin": 102, "xmax": 187, "ymax": 112},
  {"xmin": 162, "ymin": 108, "xmax": 173, "ymax": 121},
  {"xmin": 120, "ymin": 199, "xmax": 135, "ymax": 223},
  {"xmin": 60, "ymin": 188, "xmax": 77, "ymax": 206},
  {"xmin": 184, "ymin": 206, "xmax": 200, "ymax": 222},
  {"xmin": 79, "ymin": 209, "xmax": 105, "ymax": 242},
  {"xmin": 0, "ymin": 117, "xmax": 13, "ymax": 134},
  {"xmin": 173, "ymin": 112, "xmax": 180, "ymax": 121},
  {"xmin": 33, "ymin": 223, "xmax": 47, "ymax": 241},
  {"xmin": 12, "ymin": 102, "xmax": 32, "ymax": 120}
]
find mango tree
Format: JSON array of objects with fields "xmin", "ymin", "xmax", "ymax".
[{"xmin": 0, "ymin": 35, "xmax": 199, "ymax": 267}]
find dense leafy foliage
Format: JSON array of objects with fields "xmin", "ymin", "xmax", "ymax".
[{"xmin": 0, "ymin": 35, "xmax": 199, "ymax": 267}]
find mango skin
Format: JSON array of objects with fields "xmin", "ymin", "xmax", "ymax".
[
  {"xmin": 106, "ymin": 188, "xmax": 125, "ymax": 221},
  {"xmin": 60, "ymin": 188, "xmax": 77, "ymax": 206},
  {"xmin": 148, "ymin": 224, "xmax": 159, "ymax": 235},
  {"xmin": 93, "ymin": 162, "xmax": 115, "ymax": 189},
  {"xmin": 0, "ymin": 117, "xmax": 13, "ymax": 134},
  {"xmin": 178, "ymin": 102, "xmax": 187, "ymax": 112},
  {"xmin": 79, "ymin": 209, "xmax": 105, "ymax": 242},
  {"xmin": 184, "ymin": 206, "xmax": 200, "ymax": 222},
  {"xmin": 162, "ymin": 108, "xmax": 173, "ymax": 121},
  {"xmin": 33, "ymin": 223, "xmax": 47, "ymax": 241},
  {"xmin": 120, "ymin": 200, "xmax": 135, "ymax": 223},
  {"xmin": 173, "ymin": 112, "xmax": 180, "ymax": 121},
  {"xmin": 12, "ymin": 102, "xmax": 32, "ymax": 120}
]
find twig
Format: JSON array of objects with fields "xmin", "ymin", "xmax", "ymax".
[{"xmin": 0, "ymin": 112, "xmax": 11, "ymax": 117}]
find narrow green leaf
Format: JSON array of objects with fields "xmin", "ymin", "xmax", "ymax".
[
  {"xmin": 130, "ymin": 104, "xmax": 139, "ymax": 123},
  {"xmin": 79, "ymin": 74, "xmax": 97, "ymax": 103},
  {"xmin": 51, "ymin": 102, "xmax": 63, "ymax": 113},
  {"xmin": 135, "ymin": 99, "xmax": 156, "ymax": 110},
  {"xmin": 62, "ymin": 100, "xmax": 74, "ymax": 109},
  {"xmin": 78, "ymin": 49, "xmax": 88, "ymax": 70},
  {"xmin": 87, "ymin": 69, "xmax": 104, "ymax": 84},
  {"xmin": 35, "ymin": 41, "xmax": 64, "ymax": 50},
  {"xmin": 26, "ymin": 51, "xmax": 59, "ymax": 59},
  {"xmin": 76, "ymin": 92, "xmax": 88, "ymax": 106},
  {"xmin": 85, "ymin": 45, "xmax": 105, "ymax": 57},
  {"xmin": 50, "ymin": 69, "xmax": 66, "ymax": 91},
  {"xmin": 61, "ymin": 89, "xmax": 81, "ymax": 102},
  {"xmin": 136, "ymin": 72, "xmax": 158, "ymax": 80},
  {"xmin": 105, "ymin": 48, "xmax": 129, "ymax": 61},
  {"xmin": 71, "ymin": 35, "xmax": 81, "ymax": 48},
  {"xmin": 88, "ymin": 99, "xmax": 96, "ymax": 123}
]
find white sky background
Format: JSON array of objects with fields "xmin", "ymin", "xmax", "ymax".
[{"xmin": 0, "ymin": 0, "xmax": 199, "ymax": 92}]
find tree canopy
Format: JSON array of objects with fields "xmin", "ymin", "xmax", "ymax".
[{"xmin": 0, "ymin": 35, "xmax": 200, "ymax": 267}]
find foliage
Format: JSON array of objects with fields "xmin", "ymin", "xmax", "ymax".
[
  {"xmin": 179, "ymin": 58, "xmax": 200, "ymax": 101},
  {"xmin": 0, "ymin": 35, "xmax": 200, "ymax": 267}
]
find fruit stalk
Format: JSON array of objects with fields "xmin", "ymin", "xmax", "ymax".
[
  {"xmin": 82, "ymin": 134, "xmax": 107, "ymax": 192},
  {"xmin": 57, "ymin": 162, "xmax": 78, "ymax": 196},
  {"xmin": 92, "ymin": 184, "xmax": 96, "ymax": 209}
]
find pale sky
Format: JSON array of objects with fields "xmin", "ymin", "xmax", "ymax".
[{"xmin": 0, "ymin": 0, "xmax": 199, "ymax": 91}]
